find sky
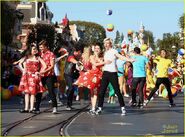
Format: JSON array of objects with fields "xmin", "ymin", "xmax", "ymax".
[{"xmin": 47, "ymin": 1, "xmax": 184, "ymax": 42}]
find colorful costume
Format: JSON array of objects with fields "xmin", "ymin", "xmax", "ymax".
[
  {"xmin": 19, "ymin": 59, "xmax": 45, "ymax": 95},
  {"xmin": 74, "ymin": 65, "xmax": 102, "ymax": 96}
]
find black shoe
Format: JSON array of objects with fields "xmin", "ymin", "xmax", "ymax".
[
  {"xmin": 32, "ymin": 110, "xmax": 40, "ymax": 114},
  {"xmin": 19, "ymin": 109, "xmax": 29, "ymax": 113},
  {"xmin": 169, "ymin": 103, "xmax": 176, "ymax": 107},
  {"xmin": 29, "ymin": 110, "xmax": 35, "ymax": 113}
]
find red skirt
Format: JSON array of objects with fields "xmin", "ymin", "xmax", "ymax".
[
  {"xmin": 19, "ymin": 73, "xmax": 45, "ymax": 95},
  {"xmin": 74, "ymin": 68, "xmax": 102, "ymax": 95}
]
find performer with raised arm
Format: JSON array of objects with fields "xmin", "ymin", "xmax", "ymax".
[{"xmin": 96, "ymin": 38, "xmax": 134, "ymax": 116}]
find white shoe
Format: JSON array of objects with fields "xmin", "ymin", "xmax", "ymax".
[
  {"xmin": 121, "ymin": 107, "xmax": 126, "ymax": 116},
  {"xmin": 158, "ymin": 94, "xmax": 162, "ymax": 97},
  {"xmin": 76, "ymin": 95, "xmax": 79, "ymax": 101},
  {"xmin": 57, "ymin": 101, "xmax": 63, "ymax": 106},
  {"xmin": 124, "ymin": 94, "xmax": 129, "ymax": 97},
  {"xmin": 143, "ymin": 100, "xmax": 149, "ymax": 106},
  {"xmin": 95, "ymin": 107, "xmax": 102, "ymax": 115},
  {"xmin": 52, "ymin": 107, "xmax": 57, "ymax": 114}
]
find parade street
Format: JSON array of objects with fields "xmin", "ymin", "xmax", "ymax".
[{"xmin": 1, "ymin": 93, "xmax": 184, "ymax": 136}]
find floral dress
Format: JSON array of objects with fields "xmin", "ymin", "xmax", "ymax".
[
  {"xmin": 18, "ymin": 59, "xmax": 45, "ymax": 95},
  {"xmin": 74, "ymin": 61, "xmax": 103, "ymax": 96}
]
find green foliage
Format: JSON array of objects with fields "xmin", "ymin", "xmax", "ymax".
[
  {"xmin": 114, "ymin": 30, "xmax": 121, "ymax": 46},
  {"xmin": 156, "ymin": 32, "xmax": 181, "ymax": 59},
  {"xmin": 120, "ymin": 33, "xmax": 124, "ymax": 43},
  {"xmin": 179, "ymin": 13, "xmax": 184, "ymax": 29},
  {"xmin": 69, "ymin": 21, "xmax": 106, "ymax": 47},
  {"xmin": 1, "ymin": 2, "xmax": 17, "ymax": 45},
  {"xmin": 27, "ymin": 24, "xmax": 55, "ymax": 51},
  {"xmin": 143, "ymin": 30, "xmax": 155, "ymax": 50}
]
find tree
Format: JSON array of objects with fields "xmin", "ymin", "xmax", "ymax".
[
  {"xmin": 156, "ymin": 32, "xmax": 180, "ymax": 59},
  {"xmin": 120, "ymin": 33, "xmax": 124, "ymax": 43},
  {"xmin": 114, "ymin": 30, "xmax": 121, "ymax": 45},
  {"xmin": 143, "ymin": 30, "xmax": 155, "ymax": 50},
  {"xmin": 178, "ymin": 13, "xmax": 184, "ymax": 29},
  {"xmin": 1, "ymin": 2, "xmax": 17, "ymax": 46},
  {"xmin": 27, "ymin": 24, "xmax": 55, "ymax": 51},
  {"xmin": 69, "ymin": 21, "xmax": 106, "ymax": 47}
]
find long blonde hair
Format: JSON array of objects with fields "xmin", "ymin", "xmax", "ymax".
[{"xmin": 82, "ymin": 47, "xmax": 92, "ymax": 63}]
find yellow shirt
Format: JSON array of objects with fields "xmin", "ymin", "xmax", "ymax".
[{"xmin": 154, "ymin": 56, "xmax": 172, "ymax": 78}]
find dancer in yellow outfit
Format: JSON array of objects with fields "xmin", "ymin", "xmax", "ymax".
[{"xmin": 145, "ymin": 49, "xmax": 175, "ymax": 107}]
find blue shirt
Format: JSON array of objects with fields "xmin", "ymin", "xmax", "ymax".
[
  {"xmin": 116, "ymin": 59, "xmax": 126, "ymax": 74},
  {"xmin": 131, "ymin": 55, "xmax": 148, "ymax": 77},
  {"xmin": 116, "ymin": 59, "xmax": 126, "ymax": 77}
]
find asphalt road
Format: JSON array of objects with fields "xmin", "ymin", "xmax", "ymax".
[{"xmin": 1, "ymin": 92, "xmax": 184, "ymax": 136}]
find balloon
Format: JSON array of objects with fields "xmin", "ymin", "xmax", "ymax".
[
  {"xmin": 107, "ymin": 24, "xmax": 114, "ymax": 32},
  {"xmin": 12, "ymin": 85, "xmax": 21, "ymax": 96},
  {"xmin": 127, "ymin": 29, "xmax": 133, "ymax": 35},
  {"xmin": 141, "ymin": 44, "xmax": 148, "ymax": 51},
  {"xmin": 106, "ymin": 9, "xmax": 112, "ymax": 15},
  {"xmin": 178, "ymin": 48, "xmax": 185, "ymax": 55},
  {"xmin": 8, "ymin": 85, "xmax": 14, "ymax": 92},
  {"xmin": 2, "ymin": 89, "xmax": 11, "ymax": 100}
]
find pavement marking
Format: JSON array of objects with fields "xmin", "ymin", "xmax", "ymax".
[
  {"xmin": 43, "ymin": 115, "xmax": 59, "ymax": 118},
  {"xmin": 111, "ymin": 122, "xmax": 133, "ymax": 126},
  {"xmin": 23, "ymin": 126, "xmax": 36, "ymax": 129}
]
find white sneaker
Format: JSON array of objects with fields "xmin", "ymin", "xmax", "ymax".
[
  {"xmin": 76, "ymin": 95, "xmax": 79, "ymax": 101},
  {"xmin": 121, "ymin": 107, "xmax": 126, "ymax": 116},
  {"xmin": 95, "ymin": 107, "xmax": 102, "ymax": 115},
  {"xmin": 144, "ymin": 100, "xmax": 149, "ymax": 106},
  {"xmin": 158, "ymin": 94, "xmax": 162, "ymax": 97},
  {"xmin": 124, "ymin": 94, "xmax": 130, "ymax": 97},
  {"xmin": 52, "ymin": 107, "xmax": 57, "ymax": 114}
]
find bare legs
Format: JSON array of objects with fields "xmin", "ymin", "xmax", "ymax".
[{"xmin": 24, "ymin": 94, "xmax": 35, "ymax": 111}]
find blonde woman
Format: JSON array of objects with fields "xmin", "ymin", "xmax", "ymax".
[
  {"xmin": 76, "ymin": 47, "xmax": 92, "ymax": 101},
  {"xmin": 74, "ymin": 44, "xmax": 104, "ymax": 115}
]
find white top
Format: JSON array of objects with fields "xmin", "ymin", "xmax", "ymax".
[
  {"xmin": 54, "ymin": 57, "xmax": 61, "ymax": 76},
  {"xmin": 103, "ymin": 48, "xmax": 118, "ymax": 72},
  {"xmin": 54, "ymin": 63, "xmax": 60, "ymax": 76}
]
